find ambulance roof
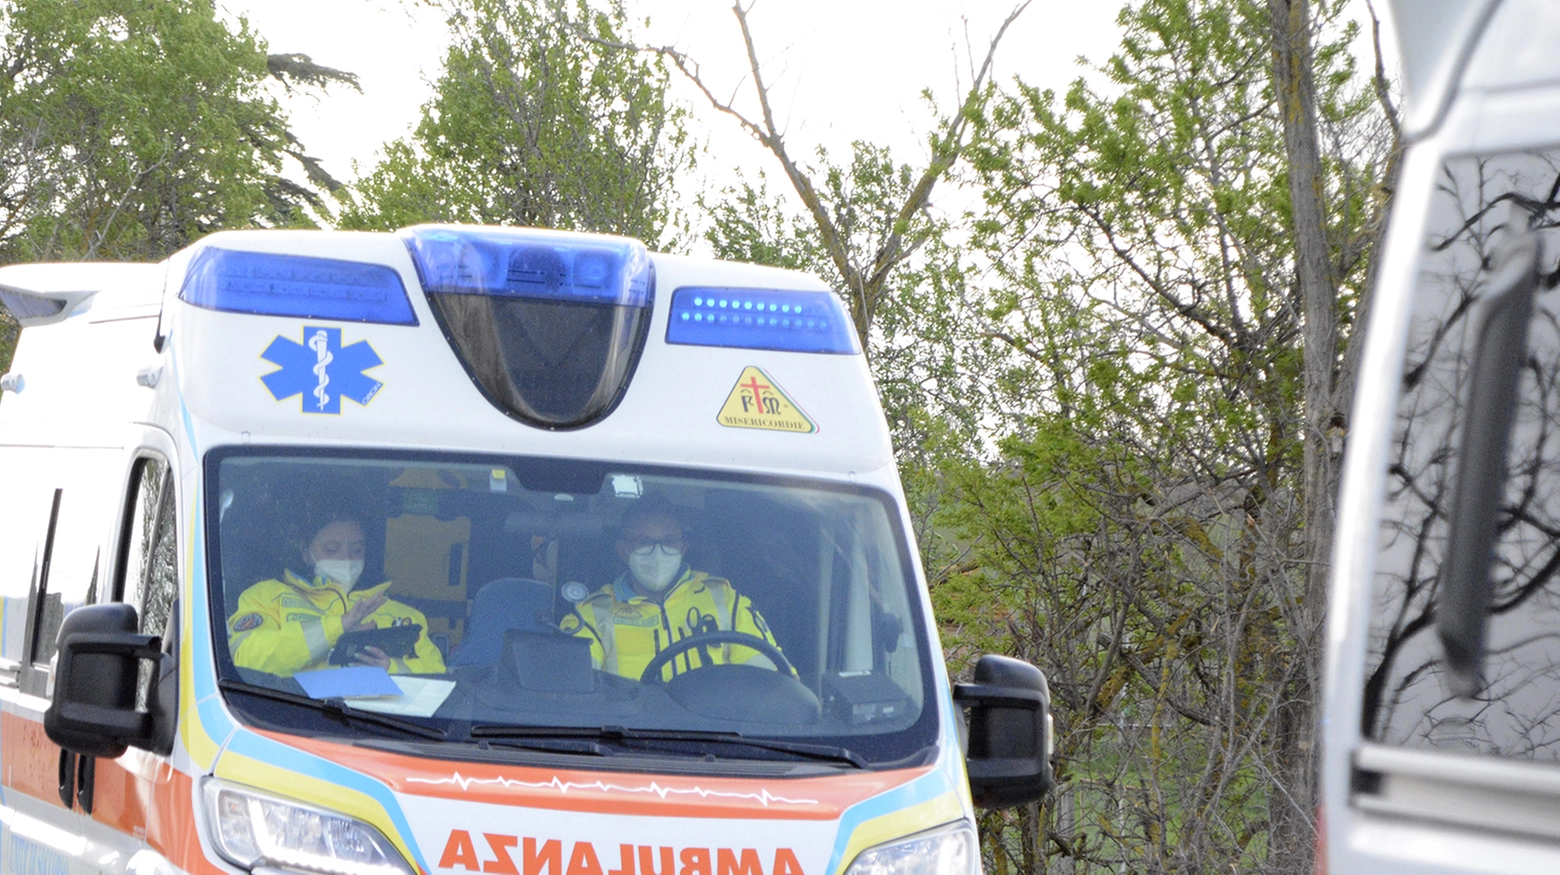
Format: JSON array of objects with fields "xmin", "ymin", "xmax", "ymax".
[
  {"xmin": 0, "ymin": 261, "xmax": 164, "ymax": 325},
  {"xmin": 3, "ymin": 227, "xmax": 896, "ymax": 481}
]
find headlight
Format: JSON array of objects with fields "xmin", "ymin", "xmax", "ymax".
[
  {"xmin": 202, "ymin": 778, "xmax": 414, "ymax": 875},
  {"xmin": 843, "ymin": 820, "xmax": 980, "ymax": 875}
]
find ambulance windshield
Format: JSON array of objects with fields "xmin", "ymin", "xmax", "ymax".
[{"xmin": 207, "ymin": 450, "xmax": 936, "ymax": 768}]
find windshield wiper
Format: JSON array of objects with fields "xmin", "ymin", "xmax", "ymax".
[
  {"xmin": 218, "ymin": 679, "xmax": 446, "ymax": 741},
  {"xmin": 468, "ymin": 724, "xmax": 866, "ymax": 768},
  {"xmin": 475, "ymin": 736, "xmax": 614, "ymax": 757},
  {"xmin": 620, "ymin": 729, "xmax": 869, "ymax": 769}
]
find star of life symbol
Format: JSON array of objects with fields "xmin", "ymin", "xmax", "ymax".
[{"xmin": 261, "ymin": 325, "xmax": 383, "ymax": 414}]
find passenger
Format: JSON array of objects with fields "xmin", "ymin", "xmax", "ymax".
[
  {"xmin": 561, "ymin": 501, "xmax": 783, "ymax": 681},
  {"xmin": 227, "ymin": 511, "xmax": 446, "ymax": 677}
]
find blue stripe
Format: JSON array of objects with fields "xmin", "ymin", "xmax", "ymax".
[{"xmin": 222, "ymin": 728, "xmax": 428, "ymax": 872}]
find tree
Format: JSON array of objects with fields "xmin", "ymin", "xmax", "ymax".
[
  {"xmin": 0, "ymin": 0, "xmax": 353, "ymax": 262},
  {"xmin": 0, "ymin": 0, "xmax": 356, "ymax": 372},
  {"xmin": 942, "ymin": 0, "xmax": 1396, "ymax": 871},
  {"xmin": 704, "ymin": 155, "xmax": 1016, "ymax": 546},
  {"xmin": 339, "ymin": 0, "xmax": 692, "ymax": 250},
  {"xmin": 644, "ymin": 1, "xmax": 1029, "ymax": 353},
  {"xmin": 671, "ymin": 2, "xmax": 1032, "ymax": 554}
]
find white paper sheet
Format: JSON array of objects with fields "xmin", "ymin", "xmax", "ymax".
[{"xmin": 345, "ymin": 675, "xmax": 456, "ymax": 718}]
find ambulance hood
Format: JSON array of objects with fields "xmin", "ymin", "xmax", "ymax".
[{"xmin": 218, "ymin": 731, "xmax": 968, "ymax": 875}]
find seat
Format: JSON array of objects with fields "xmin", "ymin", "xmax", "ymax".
[{"xmin": 446, "ymin": 578, "xmax": 556, "ymax": 666}]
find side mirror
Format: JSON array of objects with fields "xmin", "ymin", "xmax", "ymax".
[
  {"xmin": 44, "ymin": 603, "xmax": 166, "ymax": 758},
  {"xmin": 954, "ymin": 653, "xmax": 1055, "ymax": 809}
]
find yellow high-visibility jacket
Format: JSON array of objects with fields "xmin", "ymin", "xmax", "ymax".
[
  {"xmin": 561, "ymin": 568, "xmax": 783, "ymax": 682},
  {"xmin": 228, "ymin": 571, "xmax": 446, "ymax": 677}
]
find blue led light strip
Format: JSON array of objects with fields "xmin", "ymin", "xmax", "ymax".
[
  {"xmin": 178, "ymin": 248, "xmax": 417, "ymax": 325},
  {"xmin": 401, "ymin": 224, "xmax": 652, "ymax": 307},
  {"xmin": 665, "ymin": 286, "xmax": 859, "ymax": 354}
]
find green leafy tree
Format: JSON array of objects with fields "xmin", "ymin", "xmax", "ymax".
[
  {"xmin": 0, "ymin": 0, "xmax": 356, "ymax": 370},
  {"xmin": 704, "ymin": 147, "xmax": 1013, "ymax": 554},
  {"xmin": 686, "ymin": 0, "xmax": 1033, "ymax": 551},
  {"xmin": 339, "ymin": 0, "xmax": 692, "ymax": 249},
  {"xmin": 0, "ymin": 0, "xmax": 349, "ymax": 261},
  {"xmin": 656, "ymin": 1, "xmax": 1027, "ymax": 351}
]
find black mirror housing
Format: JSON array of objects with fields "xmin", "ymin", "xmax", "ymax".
[
  {"xmin": 954, "ymin": 653, "xmax": 1055, "ymax": 809},
  {"xmin": 44, "ymin": 603, "xmax": 164, "ymax": 758}
]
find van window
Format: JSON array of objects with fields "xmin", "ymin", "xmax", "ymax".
[
  {"xmin": 0, "ymin": 448, "xmax": 120, "ymax": 673},
  {"xmin": 28, "ymin": 450, "xmax": 120, "ymax": 670},
  {"xmin": 1367, "ymin": 148, "xmax": 1560, "ymax": 759},
  {"xmin": 208, "ymin": 450, "xmax": 936, "ymax": 767},
  {"xmin": 119, "ymin": 457, "xmax": 178, "ymax": 641},
  {"xmin": 0, "ymin": 470, "xmax": 50, "ymax": 667}
]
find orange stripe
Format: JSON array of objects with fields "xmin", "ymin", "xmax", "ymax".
[
  {"xmin": 268, "ymin": 730, "xmax": 932, "ymax": 820},
  {"xmin": 1, "ymin": 710, "xmax": 67, "ymax": 809},
  {"xmin": 4, "ymin": 709, "xmax": 227, "ymax": 874},
  {"xmin": 94, "ymin": 755, "xmax": 227, "ymax": 874}
]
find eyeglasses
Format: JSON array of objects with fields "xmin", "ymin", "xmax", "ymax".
[{"xmin": 621, "ymin": 535, "xmax": 687, "ymax": 556}]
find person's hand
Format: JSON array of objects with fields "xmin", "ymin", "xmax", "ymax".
[
  {"xmin": 355, "ymin": 645, "xmax": 392, "ymax": 670},
  {"xmin": 342, "ymin": 592, "xmax": 387, "ymax": 633}
]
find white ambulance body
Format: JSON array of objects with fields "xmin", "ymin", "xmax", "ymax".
[
  {"xmin": 0, "ymin": 226, "xmax": 1052, "ymax": 875},
  {"xmin": 1324, "ymin": 1, "xmax": 1560, "ymax": 871}
]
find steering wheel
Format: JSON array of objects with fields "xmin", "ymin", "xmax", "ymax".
[{"xmin": 638, "ymin": 631, "xmax": 795, "ymax": 683}]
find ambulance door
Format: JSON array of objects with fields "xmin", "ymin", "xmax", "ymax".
[
  {"xmin": 82, "ymin": 440, "xmax": 183, "ymax": 875},
  {"xmin": 0, "ymin": 446, "xmax": 120, "ymax": 875},
  {"xmin": 1323, "ymin": 4, "xmax": 1560, "ymax": 872}
]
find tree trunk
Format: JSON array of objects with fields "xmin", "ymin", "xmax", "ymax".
[{"xmin": 1268, "ymin": 0, "xmax": 1334, "ymax": 871}]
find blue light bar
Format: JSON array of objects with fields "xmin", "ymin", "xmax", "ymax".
[
  {"xmin": 179, "ymin": 248, "xmax": 417, "ymax": 325},
  {"xmin": 665, "ymin": 287, "xmax": 860, "ymax": 354},
  {"xmin": 401, "ymin": 225, "xmax": 652, "ymax": 307}
]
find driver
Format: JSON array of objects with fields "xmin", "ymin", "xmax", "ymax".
[{"xmin": 561, "ymin": 501, "xmax": 784, "ymax": 682}]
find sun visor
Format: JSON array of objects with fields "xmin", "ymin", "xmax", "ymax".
[{"xmin": 401, "ymin": 225, "xmax": 654, "ymax": 430}]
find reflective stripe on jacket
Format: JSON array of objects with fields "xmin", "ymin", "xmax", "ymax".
[
  {"xmin": 560, "ymin": 569, "xmax": 782, "ymax": 682},
  {"xmin": 228, "ymin": 571, "xmax": 446, "ymax": 676}
]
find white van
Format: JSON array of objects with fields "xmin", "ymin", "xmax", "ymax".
[
  {"xmin": 0, "ymin": 225, "xmax": 1052, "ymax": 875},
  {"xmin": 1323, "ymin": 1, "xmax": 1560, "ymax": 871}
]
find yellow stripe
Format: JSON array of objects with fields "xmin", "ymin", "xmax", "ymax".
[
  {"xmin": 182, "ymin": 506, "xmax": 221, "ymax": 770},
  {"xmin": 214, "ymin": 752, "xmax": 419, "ymax": 866},
  {"xmin": 834, "ymin": 792, "xmax": 967, "ymax": 874}
]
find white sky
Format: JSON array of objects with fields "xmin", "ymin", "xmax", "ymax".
[
  {"xmin": 216, "ymin": 0, "xmax": 1398, "ymax": 244},
  {"xmin": 217, "ymin": 1, "xmax": 1123, "ymax": 218}
]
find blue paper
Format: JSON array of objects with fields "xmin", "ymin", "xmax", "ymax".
[{"xmin": 295, "ymin": 666, "xmax": 402, "ymax": 700}]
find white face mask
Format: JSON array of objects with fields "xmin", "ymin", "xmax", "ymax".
[
  {"xmin": 314, "ymin": 558, "xmax": 364, "ymax": 587},
  {"xmin": 628, "ymin": 550, "xmax": 683, "ymax": 592}
]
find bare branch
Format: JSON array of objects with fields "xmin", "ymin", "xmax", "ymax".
[{"xmin": 1364, "ymin": 0, "xmax": 1400, "ymax": 137}]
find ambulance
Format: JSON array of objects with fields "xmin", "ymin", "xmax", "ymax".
[
  {"xmin": 1323, "ymin": 0, "xmax": 1560, "ymax": 871},
  {"xmin": 0, "ymin": 224, "xmax": 1052, "ymax": 875}
]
